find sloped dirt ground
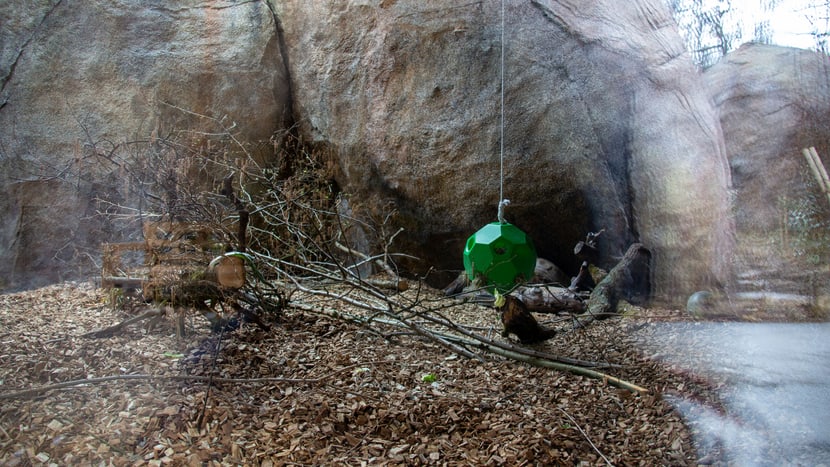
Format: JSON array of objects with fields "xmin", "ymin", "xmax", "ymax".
[{"xmin": 0, "ymin": 281, "xmax": 728, "ymax": 466}]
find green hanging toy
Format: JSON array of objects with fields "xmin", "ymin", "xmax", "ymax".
[
  {"xmin": 463, "ymin": 200, "xmax": 537, "ymax": 293},
  {"xmin": 462, "ymin": 1, "xmax": 536, "ymax": 293}
]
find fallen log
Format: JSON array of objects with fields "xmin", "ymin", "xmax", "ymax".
[
  {"xmin": 445, "ymin": 241, "xmax": 650, "ymax": 321},
  {"xmin": 505, "ymin": 243, "xmax": 651, "ymax": 321},
  {"xmin": 82, "ymin": 308, "xmax": 165, "ymax": 338},
  {"xmin": 583, "ymin": 243, "xmax": 651, "ymax": 322},
  {"xmin": 442, "ymin": 257, "xmax": 569, "ymax": 297},
  {"xmin": 513, "ymin": 285, "xmax": 586, "ymax": 314}
]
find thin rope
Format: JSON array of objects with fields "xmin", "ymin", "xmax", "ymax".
[
  {"xmin": 497, "ymin": 0, "xmax": 508, "ymax": 224},
  {"xmin": 498, "ymin": 199, "xmax": 510, "ymax": 224}
]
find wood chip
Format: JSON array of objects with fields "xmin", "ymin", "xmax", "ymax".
[{"xmin": 0, "ymin": 281, "xmax": 729, "ymax": 465}]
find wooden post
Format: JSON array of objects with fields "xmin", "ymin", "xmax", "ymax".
[
  {"xmin": 781, "ymin": 194, "xmax": 788, "ymax": 249},
  {"xmin": 803, "ymin": 147, "xmax": 830, "ymax": 208},
  {"xmin": 585, "ymin": 243, "xmax": 651, "ymax": 318},
  {"xmin": 214, "ymin": 256, "xmax": 246, "ymax": 289}
]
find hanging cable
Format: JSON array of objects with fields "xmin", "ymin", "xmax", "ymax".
[
  {"xmin": 497, "ymin": 199, "xmax": 510, "ymax": 224},
  {"xmin": 497, "ymin": 0, "xmax": 509, "ymax": 224},
  {"xmin": 464, "ymin": 0, "xmax": 537, "ymax": 290}
]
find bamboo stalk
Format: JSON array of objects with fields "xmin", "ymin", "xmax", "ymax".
[
  {"xmin": 293, "ymin": 300, "xmax": 646, "ymax": 393},
  {"xmin": 810, "ymin": 147, "xmax": 830, "ymax": 192},
  {"xmin": 803, "ymin": 147, "xmax": 822, "ymax": 188},
  {"xmin": 454, "ymin": 336, "xmax": 649, "ymax": 394},
  {"xmin": 0, "ymin": 374, "xmax": 322, "ymax": 400},
  {"xmin": 803, "ymin": 147, "xmax": 830, "ymax": 207}
]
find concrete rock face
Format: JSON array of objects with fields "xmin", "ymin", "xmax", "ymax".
[
  {"xmin": 706, "ymin": 44, "xmax": 830, "ymax": 234},
  {"xmin": 278, "ymin": 0, "xmax": 733, "ymax": 299},
  {"xmin": 1, "ymin": 0, "xmax": 734, "ymax": 300},
  {"xmin": 705, "ymin": 43, "xmax": 830, "ymax": 296},
  {"xmin": 0, "ymin": 0, "xmax": 289, "ymax": 289}
]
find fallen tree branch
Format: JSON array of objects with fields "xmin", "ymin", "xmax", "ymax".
[
  {"xmin": 289, "ymin": 301, "xmax": 393, "ymax": 340},
  {"xmin": 0, "ymin": 361, "xmax": 379, "ymax": 401},
  {"xmin": 438, "ymin": 332, "xmax": 648, "ymax": 394},
  {"xmin": 289, "ymin": 297, "xmax": 483, "ymax": 361},
  {"xmin": 334, "ymin": 241, "xmax": 406, "ymax": 282},
  {"xmin": 82, "ymin": 308, "xmax": 165, "ymax": 338},
  {"xmin": 803, "ymin": 146, "xmax": 830, "ymax": 207},
  {"xmin": 422, "ymin": 312, "xmax": 620, "ymax": 368},
  {"xmin": 291, "ymin": 298, "xmax": 645, "ymax": 393},
  {"xmin": 292, "ymin": 299, "xmax": 611, "ymax": 368},
  {"xmin": 414, "ymin": 308, "xmax": 621, "ymax": 370},
  {"xmin": 0, "ymin": 374, "xmax": 321, "ymax": 400},
  {"xmin": 558, "ymin": 407, "xmax": 614, "ymax": 466},
  {"xmin": 248, "ymin": 231, "xmax": 649, "ymax": 393},
  {"xmin": 583, "ymin": 243, "xmax": 651, "ymax": 322},
  {"xmin": 513, "ymin": 285, "xmax": 587, "ymax": 313}
]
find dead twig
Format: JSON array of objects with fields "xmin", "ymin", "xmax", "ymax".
[
  {"xmin": 558, "ymin": 407, "xmax": 614, "ymax": 466},
  {"xmin": 334, "ymin": 241, "xmax": 398, "ymax": 279},
  {"xmin": 0, "ymin": 374, "xmax": 316, "ymax": 400},
  {"xmin": 803, "ymin": 146, "xmax": 830, "ymax": 207},
  {"xmin": 442, "ymin": 332, "xmax": 648, "ymax": 394},
  {"xmin": 293, "ymin": 297, "xmax": 645, "ymax": 393},
  {"xmin": 0, "ymin": 362, "xmax": 374, "ymax": 401},
  {"xmin": 81, "ymin": 308, "xmax": 165, "ymax": 338},
  {"xmin": 415, "ymin": 308, "xmax": 622, "ymax": 369}
]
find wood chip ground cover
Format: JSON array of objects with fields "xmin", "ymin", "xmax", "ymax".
[{"xmin": 0, "ymin": 282, "xmax": 727, "ymax": 466}]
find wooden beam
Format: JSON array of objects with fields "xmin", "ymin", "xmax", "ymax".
[{"xmin": 803, "ymin": 146, "xmax": 830, "ymax": 207}]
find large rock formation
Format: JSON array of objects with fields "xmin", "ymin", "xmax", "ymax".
[
  {"xmin": 705, "ymin": 43, "xmax": 830, "ymax": 294},
  {"xmin": 0, "ymin": 0, "xmax": 734, "ymax": 301},
  {"xmin": 278, "ymin": 0, "xmax": 733, "ymax": 299},
  {"xmin": 0, "ymin": 0, "xmax": 290, "ymax": 290},
  {"xmin": 706, "ymin": 44, "xmax": 830, "ymax": 233}
]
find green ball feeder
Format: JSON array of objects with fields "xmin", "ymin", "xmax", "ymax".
[{"xmin": 463, "ymin": 222, "xmax": 537, "ymax": 293}]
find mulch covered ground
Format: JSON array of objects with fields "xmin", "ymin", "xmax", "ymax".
[{"xmin": 0, "ymin": 281, "xmax": 727, "ymax": 466}]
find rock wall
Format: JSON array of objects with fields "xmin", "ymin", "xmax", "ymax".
[
  {"xmin": 1, "ymin": 0, "xmax": 735, "ymax": 301},
  {"xmin": 278, "ymin": 0, "xmax": 734, "ymax": 299},
  {"xmin": 705, "ymin": 43, "xmax": 830, "ymax": 295},
  {"xmin": 706, "ymin": 44, "xmax": 830, "ymax": 233},
  {"xmin": 0, "ymin": 0, "xmax": 290, "ymax": 290}
]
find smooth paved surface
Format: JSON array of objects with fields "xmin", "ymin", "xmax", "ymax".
[{"xmin": 641, "ymin": 322, "xmax": 830, "ymax": 466}]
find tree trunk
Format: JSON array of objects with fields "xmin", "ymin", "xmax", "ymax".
[
  {"xmin": 444, "ymin": 243, "xmax": 651, "ymax": 319},
  {"xmin": 585, "ymin": 243, "xmax": 651, "ymax": 319},
  {"xmin": 513, "ymin": 286, "xmax": 587, "ymax": 313}
]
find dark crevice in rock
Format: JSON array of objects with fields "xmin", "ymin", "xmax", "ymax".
[
  {"xmin": 621, "ymin": 121, "xmax": 639, "ymax": 244},
  {"xmin": 146, "ymin": 0, "xmax": 260, "ymax": 15},
  {"xmin": 263, "ymin": 1, "xmax": 302, "ymax": 180},
  {"xmin": 530, "ymin": 0, "xmax": 587, "ymax": 46},
  {"xmin": 1, "ymin": 0, "xmax": 63, "ymax": 111},
  {"xmin": 264, "ymin": 1, "xmax": 296, "ymax": 129}
]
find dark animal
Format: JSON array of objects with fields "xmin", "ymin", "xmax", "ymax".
[
  {"xmin": 568, "ymin": 261, "xmax": 596, "ymax": 292},
  {"xmin": 496, "ymin": 294, "xmax": 556, "ymax": 344}
]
